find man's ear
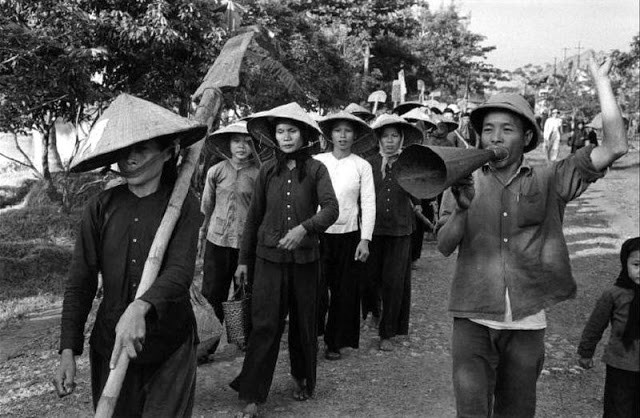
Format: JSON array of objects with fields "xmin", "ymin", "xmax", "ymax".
[{"xmin": 523, "ymin": 129, "xmax": 533, "ymax": 148}]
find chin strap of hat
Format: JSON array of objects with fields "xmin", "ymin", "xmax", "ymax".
[{"xmin": 108, "ymin": 140, "xmax": 179, "ymax": 178}]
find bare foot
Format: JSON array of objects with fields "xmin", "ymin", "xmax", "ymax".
[{"xmin": 235, "ymin": 402, "xmax": 258, "ymax": 417}]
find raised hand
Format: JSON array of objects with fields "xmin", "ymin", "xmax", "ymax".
[{"xmin": 451, "ymin": 174, "xmax": 475, "ymax": 210}]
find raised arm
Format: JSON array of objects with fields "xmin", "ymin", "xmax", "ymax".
[{"xmin": 588, "ymin": 53, "xmax": 628, "ymax": 171}]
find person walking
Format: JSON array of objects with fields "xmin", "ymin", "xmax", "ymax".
[
  {"xmin": 437, "ymin": 54, "xmax": 628, "ymax": 417},
  {"xmin": 568, "ymin": 120, "xmax": 589, "ymax": 153},
  {"xmin": 229, "ymin": 102, "xmax": 338, "ymax": 418},
  {"xmin": 55, "ymin": 94, "xmax": 205, "ymax": 416},
  {"xmin": 543, "ymin": 108, "xmax": 563, "ymax": 161},
  {"xmin": 314, "ymin": 111, "xmax": 376, "ymax": 360},
  {"xmin": 365, "ymin": 114, "xmax": 423, "ymax": 351},
  {"xmin": 578, "ymin": 237, "xmax": 639, "ymax": 418},
  {"xmin": 199, "ymin": 121, "xmax": 260, "ymax": 332}
]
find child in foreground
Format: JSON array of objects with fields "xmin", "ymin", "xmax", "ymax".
[{"xmin": 578, "ymin": 237, "xmax": 639, "ymax": 418}]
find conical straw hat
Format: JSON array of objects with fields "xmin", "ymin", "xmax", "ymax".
[
  {"xmin": 209, "ymin": 121, "xmax": 272, "ymax": 163},
  {"xmin": 392, "ymin": 101, "xmax": 424, "ymax": 116},
  {"xmin": 319, "ymin": 111, "xmax": 376, "ymax": 155},
  {"xmin": 343, "ymin": 103, "xmax": 374, "ymax": 122},
  {"xmin": 71, "ymin": 93, "xmax": 207, "ymax": 172},
  {"xmin": 246, "ymin": 102, "xmax": 323, "ymax": 150},
  {"xmin": 401, "ymin": 108, "xmax": 437, "ymax": 131},
  {"xmin": 210, "ymin": 121, "xmax": 250, "ymax": 158},
  {"xmin": 431, "ymin": 114, "xmax": 459, "ymax": 132},
  {"xmin": 370, "ymin": 114, "xmax": 423, "ymax": 148}
]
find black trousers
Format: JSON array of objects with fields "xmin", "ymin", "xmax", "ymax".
[
  {"xmin": 365, "ymin": 234, "xmax": 412, "ymax": 339},
  {"xmin": 451, "ymin": 318, "xmax": 545, "ymax": 418},
  {"xmin": 604, "ymin": 365, "xmax": 640, "ymax": 418},
  {"xmin": 319, "ymin": 231, "xmax": 363, "ymax": 351},
  {"xmin": 90, "ymin": 333, "xmax": 196, "ymax": 418},
  {"xmin": 201, "ymin": 241, "xmax": 240, "ymax": 322},
  {"xmin": 230, "ymin": 258, "xmax": 319, "ymax": 403}
]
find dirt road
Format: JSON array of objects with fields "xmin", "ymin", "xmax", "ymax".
[{"xmin": 1, "ymin": 148, "xmax": 638, "ymax": 417}]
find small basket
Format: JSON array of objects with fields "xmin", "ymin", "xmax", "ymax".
[{"xmin": 221, "ymin": 284, "xmax": 251, "ymax": 346}]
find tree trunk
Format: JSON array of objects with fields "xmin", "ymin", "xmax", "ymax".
[
  {"xmin": 48, "ymin": 123, "xmax": 65, "ymax": 173},
  {"xmin": 40, "ymin": 125, "xmax": 52, "ymax": 181}
]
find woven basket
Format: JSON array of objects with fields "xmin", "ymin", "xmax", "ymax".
[{"xmin": 222, "ymin": 284, "xmax": 251, "ymax": 346}]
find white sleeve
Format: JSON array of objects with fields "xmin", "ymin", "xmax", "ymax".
[{"xmin": 359, "ymin": 159, "xmax": 376, "ymax": 241}]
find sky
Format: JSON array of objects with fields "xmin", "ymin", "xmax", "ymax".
[{"xmin": 425, "ymin": 0, "xmax": 640, "ymax": 70}]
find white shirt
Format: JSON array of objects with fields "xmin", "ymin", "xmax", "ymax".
[
  {"xmin": 471, "ymin": 289, "xmax": 547, "ymax": 330},
  {"xmin": 314, "ymin": 152, "xmax": 376, "ymax": 240},
  {"xmin": 543, "ymin": 116, "xmax": 562, "ymax": 141}
]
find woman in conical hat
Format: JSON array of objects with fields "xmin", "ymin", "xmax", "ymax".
[
  {"xmin": 199, "ymin": 121, "xmax": 260, "ymax": 351},
  {"xmin": 401, "ymin": 107, "xmax": 438, "ymax": 144},
  {"xmin": 56, "ymin": 94, "xmax": 205, "ymax": 416},
  {"xmin": 344, "ymin": 102, "xmax": 375, "ymax": 122},
  {"xmin": 313, "ymin": 111, "xmax": 376, "ymax": 361},
  {"xmin": 230, "ymin": 102, "xmax": 338, "ymax": 416},
  {"xmin": 363, "ymin": 113, "xmax": 422, "ymax": 352}
]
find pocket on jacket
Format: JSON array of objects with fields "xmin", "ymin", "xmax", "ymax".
[
  {"xmin": 517, "ymin": 191, "xmax": 546, "ymax": 227},
  {"xmin": 213, "ymin": 216, "xmax": 227, "ymax": 235}
]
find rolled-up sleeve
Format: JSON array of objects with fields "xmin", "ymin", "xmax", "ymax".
[{"xmin": 554, "ymin": 145, "xmax": 605, "ymax": 202}]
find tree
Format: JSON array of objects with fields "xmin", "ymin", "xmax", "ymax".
[
  {"xmin": 612, "ymin": 35, "xmax": 639, "ymax": 118},
  {"xmin": 408, "ymin": 4, "xmax": 495, "ymax": 97},
  {"xmin": 229, "ymin": 0, "xmax": 358, "ymax": 111},
  {"xmin": 0, "ymin": 0, "xmax": 105, "ymax": 183}
]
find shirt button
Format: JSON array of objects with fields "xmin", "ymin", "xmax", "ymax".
[
  {"xmin": 503, "ymin": 212, "xmax": 508, "ymax": 217},
  {"xmin": 287, "ymin": 179, "xmax": 291, "ymax": 184},
  {"xmin": 132, "ymin": 259, "xmax": 136, "ymax": 264},
  {"xmin": 503, "ymin": 238, "xmax": 508, "ymax": 243},
  {"xmin": 132, "ymin": 283, "xmax": 137, "ymax": 288},
  {"xmin": 132, "ymin": 238, "xmax": 137, "ymax": 243},
  {"xmin": 287, "ymin": 204, "xmax": 291, "ymax": 209},
  {"xmin": 286, "ymin": 192, "xmax": 290, "ymax": 196},
  {"xmin": 134, "ymin": 218, "xmax": 139, "ymax": 222}
]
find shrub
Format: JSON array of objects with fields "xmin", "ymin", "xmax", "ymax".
[
  {"xmin": 0, "ymin": 205, "xmax": 80, "ymax": 243},
  {"xmin": 0, "ymin": 243, "xmax": 72, "ymax": 301}
]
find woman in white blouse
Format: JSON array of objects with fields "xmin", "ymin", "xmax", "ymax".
[{"xmin": 314, "ymin": 111, "xmax": 376, "ymax": 360}]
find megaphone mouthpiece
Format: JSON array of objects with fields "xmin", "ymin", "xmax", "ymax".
[{"xmin": 490, "ymin": 147, "xmax": 509, "ymax": 161}]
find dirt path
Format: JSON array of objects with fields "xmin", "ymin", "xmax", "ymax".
[{"xmin": 1, "ymin": 149, "xmax": 637, "ymax": 418}]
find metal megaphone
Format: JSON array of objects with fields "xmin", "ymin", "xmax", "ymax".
[{"xmin": 394, "ymin": 144, "xmax": 509, "ymax": 199}]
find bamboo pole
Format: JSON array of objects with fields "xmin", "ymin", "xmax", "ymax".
[{"xmin": 94, "ymin": 87, "xmax": 223, "ymax": 417}]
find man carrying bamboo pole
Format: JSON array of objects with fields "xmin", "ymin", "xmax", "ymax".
[{"xmin": 54, "ymin": 94, "xmax": 206, "ymax": 416}]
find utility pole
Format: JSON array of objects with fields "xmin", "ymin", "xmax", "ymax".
[
  {"xmin": 553, "ymin": 57, "xmax": 557, "ymax": 77},
  {"xmin": 562, "ymin": 47, "xmax": 570, "ymax": 62}
]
